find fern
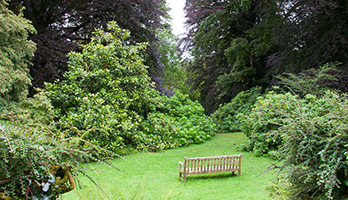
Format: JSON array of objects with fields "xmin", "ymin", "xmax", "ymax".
[{"xmin": 0, "ymin": 120, "xmax": 119, "ymax": 199}]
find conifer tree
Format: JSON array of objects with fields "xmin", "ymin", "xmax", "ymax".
[{"xmin": 0, "ymin": 0, "xmax": 36, "ymax": 101}]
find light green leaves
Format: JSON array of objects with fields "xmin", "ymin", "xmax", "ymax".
[{"xmin": 0, "ymin": 0, "xmax": 36, "ymax": 101}]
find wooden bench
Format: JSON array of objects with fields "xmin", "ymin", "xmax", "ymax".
[{"xmin": 179, "ymin": 154, "xmax": 242, "ymax": 182}]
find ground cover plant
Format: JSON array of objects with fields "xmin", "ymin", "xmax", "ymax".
[{"xmin": 62, "ymin": 133, "xmax": 275, "ymax": 200}]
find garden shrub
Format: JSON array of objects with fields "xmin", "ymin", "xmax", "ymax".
[
  {"xmin": 211, "ymin": 86, "xmax": 262, "ymax": 133},
  {"xmin": 0, "ymin": 120, "xmax": 116, "ymax": 199},
  {"xmin": 45, "ymin": 21, "xmax": 214, "ymax": 153},
  {"xmin": 276, "ymin": 62, "xmax": 341, "ymax": 97},
  {"xmin": 0, "ymin": 90, "xmax": 54, "ymax": 124},
  {"xmin": 155, "ymin": 92, "xmax": 215, "ymax": 146},
  {"xmin": 237, "ymin": 90, "xmax": 297, "ymax": 157},
  {"xmin": 239, "ymin": 90, "xmax": 348, "ymax": 199}
]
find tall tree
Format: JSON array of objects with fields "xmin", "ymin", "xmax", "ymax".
[
  {"xmin": 183, "ymin": 0, "xmax": 272, "ymax": 113},
  {"xmin": 0, "ymin": 0, "xmax": 36, "ymax": 102},
  {"xmin": 184, "ymin": 0, "xmax": 348, "ymax": 113},
  {"xmin": 156, "ymin": 28, "xmax": 196, "ymax": 96},
  {"xmin": 268, "ymin": 0, "xmax": 348, "ymax": 72},
  {"xmin": 9, "ymin": 0, "xmax": 170, "ymax": 94},
  {"xmin": 266, "ymin": 0, "xmax": 348, "ymax": 92}
]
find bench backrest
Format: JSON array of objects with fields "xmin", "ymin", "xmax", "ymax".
[{"xmin": 184, "ymin": 154, "xmax": 242, "ymax": 172}]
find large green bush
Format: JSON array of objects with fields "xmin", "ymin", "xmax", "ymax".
[
  {"xmin": 238, "ymin": 90, "xmax": 297, "ymax": 157},
  {"xmin": 238, "ymin": 91, "xmax": 348, "ymax": 199},
  {"xmin": 132, "ymin": 91, "xmax": 215, "ymax": 152},
  {"xmin": 212, "ymin": 87, "xmax": 262, "ymax": 133},
  {"xmin": 45, "ymin": 21, "xmax": 214, "ymax": 153},
  {"xmin": 156, "ymin": 92, "xmax": 215, "ymax": 146},
  {"xmin": 0, "ymin": 92, "xmax": 116, "ymax": 199}
]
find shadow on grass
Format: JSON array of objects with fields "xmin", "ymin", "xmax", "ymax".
[{"xmin": 183, "ymin": 172, "xmax": 238, "ymax": 182}]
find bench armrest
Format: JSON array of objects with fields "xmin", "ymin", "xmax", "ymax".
[{"xmin": 179, "ymin": 161, "xmax": 183, "ymax": 167}]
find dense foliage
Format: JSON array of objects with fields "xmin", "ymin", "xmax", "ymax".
[
  {"xmin": 0, "ymin": 0, "xmax": 36, "ymax": 102},
  {"xmin": 211, "ymin": 86, "xmax": 261, "ymax": 133},
  {"xmin": 238, "ymin": 90, "xmax": 295, "ymax": 157},
  {"xmin": 0, "ymin": 120, "xmax": 116, "ymax": 199},
  {"xmin": 238, "ymin": 63, "xmax": 345, "ymax": 157},
  {"xmin": 238, "ymin": 91, "xmax": 348, "ymax": 199},
  {"xmin": 183, "ymin": 0, "xmax": 348, "ymax": 113},
  {"xmin": 0, "ymin": 4, "xmax": 118, "ymax": 198},
  {"xmin": 45, "ymin": 22, "xmax": 214, "ymax": 153},
  {"xmin": 156, "ymin": 29, "xmax": 189, "ymax": 96},
  {"xmin": 0, "ymin": 90, "xmax": 54, "ymax": 125},
  {"xmin": 277, "ymin": 62, "xmax": 341, "ymax": 97},
  {"xmin": 9, "ymin": 0, "xmax": 171, "ymax": 95},
  {"xmin": 183, "ymin": 0, "xmax": 266, "ymax": 113},
  {"xmin": 135, "ymin": 92, "xmax": 215, "ymax": 152}
]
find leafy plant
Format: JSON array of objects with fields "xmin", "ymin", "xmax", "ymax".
[
  {"xmin": 0, "ymin": 89, "xmax": 54, "ymax": 124},
  {"xmin": 277, "ymin": 62, "xmax": 341, "ymax": 97},
  {"xmin": 0, "ymin": 0, "xmax": 36, "ymax": 102},
  {"xmin": 0, "ymin": 120, "xmax": 117, "ymax": 199},
  {"xmin": 237, "ymin": 90, "xmax": 297, "ymax": 157},
  {"xmin": 44, "ymin": 21, "xmax": 152, "ymax": 152},
  {"xmin": 238, "ymin": 91, "xmax": 348, "ymax": 199},
  {"xmin": 266, "ymin": 175, "xmax": 291, "ymax": 200},
  {"xmin": 45, "ymin": 21, "xmax": 214, "ymax": 154},
  {"xmin": 274, "ymin": 91, "xmax": 348, "ymax": 199},
  {"xmin": 155, "ymin": 92, "xmax": 215, "ymax": 146},
  {"xmin": 212, "ymin": 86, "xmax": 262, "ymax": 133}
]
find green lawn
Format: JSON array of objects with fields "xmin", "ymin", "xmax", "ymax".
[{"xmin": 62, "ymin": 133, "xmax": 275, "ymax": 200}]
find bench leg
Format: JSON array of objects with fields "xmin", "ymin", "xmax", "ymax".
[{"xmin": 179, "ymin": 172, "xmax": 186, "ymax": 182}]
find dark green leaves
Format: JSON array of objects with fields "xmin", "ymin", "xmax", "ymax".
[{"xmin": 45, "ymin": 22, "xmax": 214, "ymax": 153}]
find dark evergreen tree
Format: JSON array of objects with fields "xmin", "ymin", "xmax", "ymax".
[
  {"xmin": 9, "ymin": 0, "xmax": 170, "ymax": 95},
  {"xmin": 183, "ymin": 0, "xmax": 348, "ymax": 113},
  {"xmin": 183, "ymin": 0, "xmax": 273, "ymax": 113},
  {"xmin": 266, "ymin": 0, "xmax": 348, "ymax": 92}
]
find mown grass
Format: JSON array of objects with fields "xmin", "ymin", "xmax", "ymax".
[{"xmin": 62, "ymin": 133, "xmax": 275, "ymax": 200}]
